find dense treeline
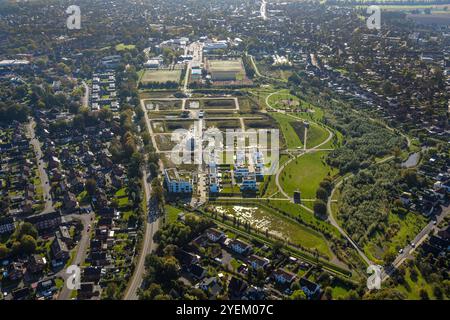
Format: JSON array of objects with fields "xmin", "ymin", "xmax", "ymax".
[
  {"xmin": 242, "ymin": 55, "xmax": 255, "ymax": 79},
  {"xmin": 0, "ymin": 102, "xmax": 29, "ymax": 123},
  {"xmin": 324, "ymin": 109, "xmax": 406, "ymax": 173},
  {"xmin": 138, "ymin": 81, "xmax": 179, "ymax": 90},
  {"xmin": 337, "ymin": 163, "xmax": 423, "ymax": 246}
]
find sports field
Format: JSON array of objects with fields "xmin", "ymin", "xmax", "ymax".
[
  {"xmin": 140, "ymin": 69, "xmax": 182, "ymax": 84},
  {"xmin": 208, "ymin": 59, "xmax": 244, "ymax": 72}
]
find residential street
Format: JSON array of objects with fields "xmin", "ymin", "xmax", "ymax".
[
  {"xmin": 123, "ymin": 170, "xmax": 160, "ymax": 300},
  {"xmin": 123, "ymin": 95, "xmax": 164, "ymax": 300},
  {"xmin": 57, "ymin": 212, "xmax": 94, "ymax": 300},
  {"xmin": 27, "ymin": 119, "xmax": 54, "ymax": 213},
  {"xmin": 82, "ymin": 80, "xmax": 90, "ymax": 109}
]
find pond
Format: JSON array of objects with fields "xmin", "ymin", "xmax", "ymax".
[{"xmin": 402, "ymin": 152, "xmax": 420, "ymax": 168}]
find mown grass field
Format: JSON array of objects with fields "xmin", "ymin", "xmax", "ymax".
[
  {"xmin": 297, "ymin": 121, "xmax": 329, "ymax": 149},
  {"xmin": 267, "ymin": 200, "xmax": 341, "ymax": 238},
  {"xmin": 165, "ymin": 205, "xmax": 183, "ymax": 224},
  {"xmin": 267, "ymin": 91, "xmax": 300, "ymax": 109},
  {"xmin": 261, "ymin": 155, "xmax": 290, "ymax": 197},
  {"xmin": 280, "ymin": 151, "xmax": 338, "ymax": 199},
  {"xmin": 270, "ymin": 113, "xmax": 303, "ymax": 149}
]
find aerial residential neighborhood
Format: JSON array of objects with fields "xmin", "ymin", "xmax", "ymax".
[{"xmin": 0, "ymin": 0, "xmax": 448, "ymax": 306}]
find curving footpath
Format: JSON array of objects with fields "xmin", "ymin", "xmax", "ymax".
[
  {"xmin": 265, "ymin": 91, "xmax": 334, "ymax": 214},
  {"xmin": 265, "ymin": 90, "xmax": 374, "ymax": 267},
  {"xmin": 326, "ymin": 118, "xmax": 417, "ymax": 272}
]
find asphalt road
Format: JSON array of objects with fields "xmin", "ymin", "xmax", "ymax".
[
  {"xmin": 383, "ymin": 204, "xmax": 450, "ymax": 280},
  {"xmin": 123, "ymin": 100, "xmax": 163, "ymax": 300},
  {"xmin": 123, "ymin": 170, "xmax": 160, "ymax": 300},
  {"xmin": 57, "ymin": 212, "xmax": 94, "ymax": 300}
]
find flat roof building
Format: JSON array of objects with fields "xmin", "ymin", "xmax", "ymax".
[{"xmin": 164, "ymin": 168, "xmax": 193, "ymax": 194}]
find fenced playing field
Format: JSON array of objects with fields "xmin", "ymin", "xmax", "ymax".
[{"xmin": 140, "ymin": 69, "xmax": 182, "ymax": 84}]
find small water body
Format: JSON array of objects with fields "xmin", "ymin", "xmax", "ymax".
[{"xmin": 402, "ymin": 152, "xmax": 420, "ymax": 168}]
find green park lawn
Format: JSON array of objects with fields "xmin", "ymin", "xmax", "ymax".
[
  {"xmin": 331, "ymin": 284, "xmax": 351, "ymax": 299},
  {"xmin": 395, "ymin": 264, "xmax": 437, "ymax": 300},
  {"xmin": 304, "ymin": 122, "xmax": 329, "ymax": 149},
  {"xmin": 280, "ymin": 151, "xmax": 338, "ymax": 199},
  {"xmin": 165, "ymin": 205, "xmax": 183, "ymax": 224},
  {"xmin": 261, "ymin": 155, "xmax": 290, "ymax": 197},
  {"xmin": 267, "ymin": 91, "xmax": 300, "ymax": 109},
  {"xmin": 115, "ymin": 43, "xmax": 136, "ymax": 51},
  {"xmin": 271, "ymin": 113, "xmax": 303, "ymax": 149}
]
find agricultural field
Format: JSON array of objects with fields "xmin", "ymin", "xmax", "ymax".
[{"xmin": 140, "ymin": 69, "xmax": 182, "ymax": 84}]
